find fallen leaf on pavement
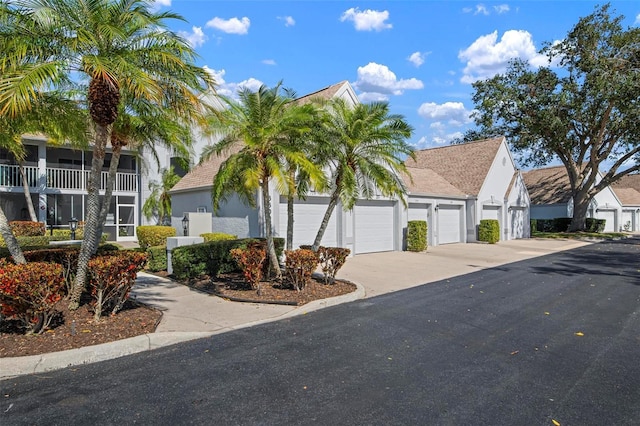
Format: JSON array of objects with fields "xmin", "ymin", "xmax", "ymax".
[{"xmin": 574, "ymin": 332, "xmax": 584, "ymax": 337}]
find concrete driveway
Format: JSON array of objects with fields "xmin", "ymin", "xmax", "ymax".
[{"xmin": 339, "ymin": 238, "xmax": 591, "ymax": 298}]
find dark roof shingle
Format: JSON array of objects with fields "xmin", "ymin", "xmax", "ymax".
[{"xmin": 405, "ymin": 137, "xmax": 505, "ymax": 196}]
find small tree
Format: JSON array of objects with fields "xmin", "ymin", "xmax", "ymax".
[{"xmin": 143, "ymin": 167, "xmax": 182, "ymax": 225}]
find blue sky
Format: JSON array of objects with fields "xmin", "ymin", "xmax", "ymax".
[{"xmin": 151, "ymin": 1, "xmax": 639, "ymax": 153}]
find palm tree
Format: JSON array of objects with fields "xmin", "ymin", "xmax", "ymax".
[
  {"xmin": 310, "ymin": 99, "xmax": 415, "ymax": 251},
  {"xmin": 0, "ymin": 95, "xmax": 88, "ymax": 263},
  {"xmin": 143, "ymin": 166, "xmax": 181, "ymax": 225},
  {"xmin": 204, "ymin": 83, "xmax": 324, "ymax": 278},
  {"xmin": 0, "ymin": 0, "xmax": 214, "ymax": 308}
]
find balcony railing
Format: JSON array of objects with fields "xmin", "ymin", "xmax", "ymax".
[{"xmin": 0, "ymin": 164, "xmax": 137, "ymax": 192}]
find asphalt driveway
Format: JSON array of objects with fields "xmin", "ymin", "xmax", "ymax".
[{"xmin": 2, "ymin": 238, "xmax": 639, "ymax": 425}]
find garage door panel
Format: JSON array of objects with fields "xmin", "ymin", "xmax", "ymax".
[
  {"xmin": 279, "ymin": 198, "xmax": 337, "ymax": 249},
  {"xmin": 355, "ymin": 201, "xmax": 395, "ymax": 254},
  {"xmin": 438, "ymin": 205, "xmax": 461, "ymax": 244},
  {"xmin": 509, "ymin": 208, "xmax": 526, "ymax": 239},
  {"xmin": 598, "ymin": 210, "xmax": 616, "ymax": 233}
]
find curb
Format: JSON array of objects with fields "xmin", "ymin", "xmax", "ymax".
[{"xmin": 0, "ymin": 282, "xmax": 365, "ymax": 381}]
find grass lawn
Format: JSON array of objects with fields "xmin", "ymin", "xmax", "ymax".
[{"xmin": 532, "ymin": 230, "xmax": 628, "ymax": 240}]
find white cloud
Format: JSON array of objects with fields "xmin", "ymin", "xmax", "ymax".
[
  {"xmin": 278, "ymin": 16, "xmax": 295, "ymax": 27},
  {"xmin": 417, "ymin": 101, "xmax": 473, "ymax": 126},
  {"xmin": 179, "ymin": 26, "xmax": 206, "ymax": 48},
  {"xmin": 206, "ymin": 17, "xmax": 250, "ymax": 35},
  {"xmin": 203, "ymin": 67, "xmax": 263, "ymax": 100},
  {"xmin": 340, "ymin": 8, "xmax": 392, "ymax": 32},
  {"xmin": 408, "ymin": 51, "xmax": 430, "ymax": 67},
  {"xmin": 636, "ymin": 14, "xmax": 640, "ymax": 25},
  {"xmin": 458, "ymin": 30, "xmax": 548, "ymax": 83},
  {"xmin": 353, "ymin": 62, "xmax": 423, "ymax": 100},
  {"xmin": 466, "ymin": 4, "xmax": 489, "ymax": 15},
  {"xmin": 149, "ymin": 0, "xmax": 171, "ymax": 10},
  {"xmin": 463, "ymin": 4, "xmax": 510, "ymax": 15},
  {"xmin": 262, "ymin": 59, "xmax": 276, "ymax": 66}
]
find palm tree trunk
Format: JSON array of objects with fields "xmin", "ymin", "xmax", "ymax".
[
  {"xmin": 68, "ymin": 124, "xmax": 110, "ymax": 310},
  {"xmin": 19, "ymin": 162, "xmax": 37, "ymax": 222},
  {"xmin": 312, "ymin": 191, "xmax": 340, "ymax": 252},
  {"xmin": 96, "ymin": 145, "xmax": 121, "ymax": 249},
  {"xmin": 286, "ymin": 194, "xmax": 294, "ymax": 250},
  {"xmin": 0, "ymin": 198, "xmax": 25, "ymax": 264},
  {"xmin": 261, "ymin": 177, "xmax": 281, "ymax": 279}
]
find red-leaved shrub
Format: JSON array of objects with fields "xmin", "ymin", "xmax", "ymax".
[
  {"xmin": 230, "ymin": 243, "xmax": 266, "ymax": 292},
  {"xmin": 88, "ymin": 251, "xmax": 148, "ymax": 320},
  {"xmin": 284, "ymin": 249, "xmax": 319, "ymax": 291},
  {"xmin": 0, "ymin": 259, "xmax": 65, "ymax": 334},
  {"xmin": 317, "ymin": 247, "xmax": 350, "ymax": 284}
]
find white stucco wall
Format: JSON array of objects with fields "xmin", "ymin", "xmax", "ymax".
[
  {"xmin": 506, "ymin": 173, "xmax": 531, "ymax": 239},
  {"xmin": 172, "ymin": 191, "xmax": 260, "ymax": 238}
]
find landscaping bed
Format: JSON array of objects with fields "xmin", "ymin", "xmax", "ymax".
[{"xmin": 0, "ymin": 298, "xmax": 162, "ymax": 358}]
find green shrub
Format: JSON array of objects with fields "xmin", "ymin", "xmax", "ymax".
[
  {"xmin": 137, "ymin": 225, "xmax": 176, "ymax": 249},
  {"xmin": 530, "ymin": 219, "xmax": 537, "ymax": 233},
  {"xmin": 585, "ymin": 218, "xmax": 606, "ymax": 233},
  {"xmin": 171, "ymin": 237, "xmax": 284, "ymax": 281},
  {"xmin": 50, "ymin": 228, "xmax": 108, "ymax": 242},
  {"xmin": 146, "ymin": 246, "xmax": 167, "ymax": 272},
  {"xmin": 478, "ymin": 219, "xmax": 500, "ymax": 244},
  {"xmin": 10, "ymin": 221, "xmax": 45, "ymax": 236},
  {"xmin": 552, "ymin": 217, "xmax": 572, "ymax": 232},
  {"xmin": 407, "ymin": 220, "xmax": 427, "ymax": 252},
  {"xmin": 200, "ymin": 232, "xmax": 237, "ymax": 242}
]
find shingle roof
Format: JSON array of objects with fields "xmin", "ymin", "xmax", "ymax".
[
  {"xmin": 294, "ymin": 81, "xmax": 349, "ymax": 105},
  {"xmin": 170, "ymin": 147, "xmax": 238, "ymax": 193},
  {"xmin": 172, "ymin": 81, "xmax": 350, "ymax": 193},
  {"xmin": 521, "ymin": 166, "xmax": 572, "ymax": 204},
  {"xmin": 611, "ymin": 174, "xmax": 640, "ymax": 205},
  {"xmin": 404, "ymin": 137, "xmax": 505, "ymax": 196},
  {"xmin": 403, "ymin": 167, "xmax": 466, "ymax": 197}
]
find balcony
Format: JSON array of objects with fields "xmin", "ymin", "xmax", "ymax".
[{"xmin": 0, "ymin": 164, "xmax": 138, "ymax": 192}]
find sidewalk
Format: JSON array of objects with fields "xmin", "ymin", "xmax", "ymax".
[{"xmin": 0, "ymin": 238, "xmax": 592, "ymax": 379}]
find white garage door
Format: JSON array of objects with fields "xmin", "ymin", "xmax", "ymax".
[
  {"xmin": 482, "ymin": 205, "xmax": 501, "ymax": 221},
  {"xmin": 509, "ymin": 208, "xmax": 526, "ymax": 239},
  {"xmin": 598, "ymin": 210, "xmax": 616, "ymax": 232},
  {"xmin": 438, "ymin": 205, "xmax": 462, "ymax": 244},
  {"xmin": 278, "ymin": 197, "xmax": 337, "ymax": 249},
  {"xmin": 621, "ymin": 211, "xmax": 633, "ymax": 232},
  {"xmin": 354, "ymin": 200, "xmax": 395, "ymax": 254}
]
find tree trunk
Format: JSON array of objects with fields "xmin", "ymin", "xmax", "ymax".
[
  {"xmin": 312, "ymin": 191, "xmax": 339, "ymax": 252},
  {"xmin": 19, "ymin": 162, "xmax": 38, "ymax": 222},
  {"xmin": 286, "ymin": 194, "xmax": 294, "ymax": 250},
  {"xmin": 95, "ymin": 145, "xmax": 122, "ymax": 251},
  {"xmin": 568, "ymin": 190, "xmax": 590, "ymax": 232},
  {"xmin": 68, "ymin": 124, "xmax": 110, "ymax": 310},
  {"xmin": 261, "ymin": 177, "xmax": 281, "ymax": 278},
  {"xmin": 0, "ymin": 198, "xmax": 25, "ymax": 264}
]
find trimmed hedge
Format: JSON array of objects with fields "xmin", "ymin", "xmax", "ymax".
[
  {"xmin": 585, "ymin": 218, "xmax": 606, "ymax": 233},
  {"xmin": 146, "ymin": 246, "xmax": 167, "ymax": 272},
  {"xmin": 9, "ymin": 221, "xmax": 45, "ymax": 237},
  {"xmin": 201, "ymin": 232, "xmax": 237, "ymax": 242},
  {"xmin": 478, "ymin": 219, "xmax": 500, "ymax": 244},
  {"xmin": 171, "ymin": 237, "xmax": 284, "ymax": 280},
  {"xmin": 136, "ymin": 225, "xmax": 176, "ymax": 249},
  {"xmin": 407, "ymin": 220, "xmax": 427, "ymax": 252}
]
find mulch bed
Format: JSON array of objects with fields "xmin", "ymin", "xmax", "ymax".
[
  {"xmin": 186, "ymin": 272, "xmax": 358, "ymax": 306},
  {"xmin": 0, "ymin": 298, "xmax": 162, "ymax": 358},
  {"xmin": 1, "ymin": 271, "xmax": 356, "ymax": 358}
]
